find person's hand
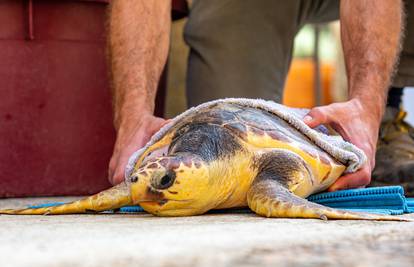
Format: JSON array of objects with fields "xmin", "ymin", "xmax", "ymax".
[
  {"xmin": 108, "ymin": 112, "xmax": 169, "ymax": 185},
  {"xmin": 303, "ymin": 98, "xmax": 380, "ymax": 191}
]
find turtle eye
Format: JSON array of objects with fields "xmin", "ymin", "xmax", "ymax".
[
  {"xmin": 156, "ymin": 171, "xmax": 176, "ymax": 189},
  {"xmin": 130, "ymin": 175, "xmax": 138, "ymax": 183}
]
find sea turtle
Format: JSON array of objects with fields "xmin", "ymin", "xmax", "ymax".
[{"xmin": 0, "ymin": 100, "xmax": 407, "ymax": 220}]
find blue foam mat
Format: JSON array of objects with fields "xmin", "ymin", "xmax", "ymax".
[
  {"xmin": 308, "ymin": 186, "xmax": 413, "ymax": 215},
  {"xmin": 29, "ymin": 186, "xmax": 413, "ymax": 215}
]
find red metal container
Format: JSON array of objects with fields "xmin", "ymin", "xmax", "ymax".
[
  {"xmin": 0, "ymin": 0, "xmax": 184, "ymax": 197},
  {"xmin": 0, "ymin": 0, "xmax": 162, "ymax": 198},
  {"xmin": 0, "ymin": 0, "xmax": 115, "ymax": 197}
]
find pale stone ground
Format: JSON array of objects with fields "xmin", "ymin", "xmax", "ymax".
[{"xmin": 0, "ymin": 197, "xmax": 413, "ymax": 267}]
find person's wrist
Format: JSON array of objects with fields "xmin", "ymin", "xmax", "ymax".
[
  {"xmin": 113, "ymin": 94, "xmax": 155, "ymax": 130},
  {"xmin": 347, "ymin": 97, "xmax": 380, "ymax": 169},
  {"xmin": 348, "ymin": 97, "xmax": 382, "ymax": 132},
  {"xmin": 351, "ymin": 97, "xmax": 383, "ymax": 126},
  {"xmin": 348, "ymin": 80, "xmax": 387, "ymax": 122},
  {"xmin": 116, "ymin": 110, "xmax": 153, "ymax": 136}
]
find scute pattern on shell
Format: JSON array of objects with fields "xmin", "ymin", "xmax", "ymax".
[{"xmin": 173, "ymin": 102, "xmax": 333, "ymax": 162}]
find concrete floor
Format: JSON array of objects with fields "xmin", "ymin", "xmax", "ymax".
[{"xmin": 1, "ymin": 197, "xmax": 413, "ymax": 267}]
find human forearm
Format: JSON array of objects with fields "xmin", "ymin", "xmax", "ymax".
[
  {"xmin": 340, "ymin": 0, "xmax": 403, "ymax": 120},
  {"xmin": 303, "ymin": 1, "xmax": 404, "ymax": 190},
  {"xmin": 108, "ymin": 0, "xmax": 171, "ymax": 129},
  {"xmin": 107, "ymin": 1, "xmax": 171, "ymax": 184}
]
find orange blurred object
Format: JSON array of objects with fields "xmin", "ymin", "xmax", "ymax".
[{"xmin": 283, "ymin": 59, "xmax": 334, "ymax": 108}]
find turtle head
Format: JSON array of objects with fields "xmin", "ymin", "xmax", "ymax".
[{"xmin": 129, "ymin": 153, "xmax": 215, "ymax": 216}]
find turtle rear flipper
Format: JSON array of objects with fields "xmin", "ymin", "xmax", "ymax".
[
  {"xmin": 248, "ymin": 150, "xmax": 409, "ymax": 221},
  {"xmin": 0, "ymin": 182, "xmax": 132, "ymax": 215},
  {"xmin": 247, "ymin": 179, "xmax": 410, "ymax": 221}
]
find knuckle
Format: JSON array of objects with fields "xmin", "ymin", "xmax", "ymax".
[
  {"xmin": 311, "ymin": 107, "xmax": 323, "ymax": 116},
  {"xmin": 359, "ymin": 171, "xmax": 371, "ymax": 185},
  {"xmin": 361, "ymin": 176, "xmax": 371, "ymax": 185},
  {"xmin": 109, "ymin": 158, "xmax": 116, "ymax": 170},
  {"xmin": 112, "ymin": 169, "xmax": 124, "ymax": 184},
  {"xmin": 315, "ymin": 107, "xmax": 329, "ymax": 118},
  {"xmin": 114, "ymin": 166, "xmax": 123, "ymax": 177}
]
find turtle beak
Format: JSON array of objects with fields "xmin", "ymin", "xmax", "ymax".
[
  {"xmin": 129, "ymin": 172, "xmax": 164, "ymax": 204},
  {"xmin": 129, "ymin": 173, "xmax": 148, "ymax": 204}
]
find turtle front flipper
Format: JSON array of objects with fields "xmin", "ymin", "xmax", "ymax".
[
  {"xmin": 247, "ymin": 150, "xmax": 408, "ymax": 221},
  {"xmin": 0, "ymin": 182, "xmax": 132, "ymax": 215}
]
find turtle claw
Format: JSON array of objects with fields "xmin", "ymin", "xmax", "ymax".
[{"xmin": 319, "ymin": 214, "xmax": 328, "ymax": 221}]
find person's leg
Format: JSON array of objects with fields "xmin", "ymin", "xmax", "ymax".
[
  {"xmin": 184, "ymin": 0, "xmax": 340, "ymax": 107},
  {"xmin": 392, "ymin": 1, "xmax": 414, "ymax": 88},
  {"xmin": 372, "ymin": 95, "xmax": 414, "ymax": 196},
  {"xmin": 371, "ymin": 1, "xmax": 414, "ymax": 196},
  {"xmin": 300, "ymin": 0, "xmax": 339, "ymax": 24},
  {"xmin": 373, "ymin": 85, "xmax": 414, "ymax": 196},
  {"xmin": 184, "ymin": 0, "xmax": 301, "ymax": 107}
]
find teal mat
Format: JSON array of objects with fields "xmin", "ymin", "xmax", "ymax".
[{"xmin": 307, "ymin": 186, "xmax": 413, "ymax": 215}]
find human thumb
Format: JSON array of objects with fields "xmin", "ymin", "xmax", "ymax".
[{"xmin": 303, "ymin": 108, "xmax": 327, "ymax": 128}]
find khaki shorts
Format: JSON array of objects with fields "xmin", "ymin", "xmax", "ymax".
[{"xmin": 184, "ymin": 0, "xmax": 413, "ymax": 107}]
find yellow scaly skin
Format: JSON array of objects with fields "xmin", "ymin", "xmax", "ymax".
[
  {"xmin": 0, "ymin": 182, "xmax": 132, "ymax": 215},
  {"xmin": 128, "ymin": 146, "xmax": 408, "ymax": 221}
]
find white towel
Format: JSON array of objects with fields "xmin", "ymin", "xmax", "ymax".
[{"xmin": 125, "ymin": 98, "xmax": 367, "ymax": 182}]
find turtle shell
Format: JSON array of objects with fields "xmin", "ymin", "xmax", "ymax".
[
  {"xmin": 173, "ymin": 103, "xmax": 334, "ymax": 159},
  {"xmin": 130, "ymin": 102, "xmax": 346, "ymax": 189},
  {"xmin": 170, "ymin": 102, "xmax": 345, "ymax": 188}
]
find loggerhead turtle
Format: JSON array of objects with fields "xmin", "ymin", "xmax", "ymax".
[{"xmin": 0, "ymin": 100, "xmax": 407, "ymax": 220}]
